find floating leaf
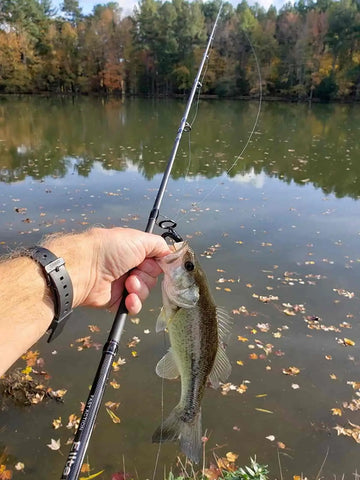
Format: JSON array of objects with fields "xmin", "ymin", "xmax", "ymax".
[
  {"xmin": 110, "ymin": 380, "xmax": 120, "ymax": 389},
  {"xmin": 237, "ymin": 336, "xmax": 248, "ymax": 342},
  {"xmin": 331, "ymin": 408, "xmax": 342, "ymax": 416},
  {"xmin": 52, "ymin": 417, "xmax": 62, "ymax": 429},
  {"xmin": 106, "ymin": 408, "xmax": 121, "ymax": 424},
  {"xmin": 282, "ymin": 366, "xmax": 300, "ymax": 376},
  {"xmin": 266, "ymin": 435, "xmax": 275, "ymax": 441},
  {"xmin": 255, "ymin": 408, "xmax": 273, "ymax": 414},
  {"xmin": 81, "ymin": 464, "xmax": 91, "ymax": 473},
  {"xmin": 236, "ymin": 384, "xmax": 248, "ymax": 394},
  {"xmin": 14, "ymin": 463, "xmax": 24, "ymax": 471},
  {"xmin": 105, "ymin": 401, "xmax": 120, "ymax": 410},
  {"xmin": 79, "ymin": 470, "xmax": 105, "ymax": 480},
  {"xmin": 334, "ymin": 422, "xmax": 360, "ymax": 443},
  {"xmin": 47, "ymin": 438, "xmax": 61, "ymax": 451},
  {"xmin": 22, "ymin": 350, "xmax": 39, "ymax": 367},
  {"xmin": 88, "ymin": 325, "xmax": 100, "ymax": 333},
  {"xmin": 66, "ymin": 414, "xmax": 80, "ymax": 430}
]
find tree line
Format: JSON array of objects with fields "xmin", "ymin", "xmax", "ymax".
[{"xmin": 0, "ymin": 0, "xmax": 359, "ymax": 101}]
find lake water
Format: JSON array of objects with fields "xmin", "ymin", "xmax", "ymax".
[{"xmin": 0, "ymin": 96, "xmax": 360, "ymax": 479}]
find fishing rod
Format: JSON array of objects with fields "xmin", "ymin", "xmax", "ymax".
[{"xmin": 61, "ymin": 4, "xmax": 223, "ymax": 479}]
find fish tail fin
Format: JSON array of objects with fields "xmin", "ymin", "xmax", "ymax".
[{"xmin": 152, "ymin": 406, "xmax": 202, "ymax": 464}]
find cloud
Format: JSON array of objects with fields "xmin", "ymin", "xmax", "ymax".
[{"xmin": 228, "ymin": 168, "xmax": 266, "ymax": 188}]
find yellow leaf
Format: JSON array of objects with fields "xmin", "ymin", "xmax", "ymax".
[
  {"xmin": 255, "ymin": 408, "xmax": 273, "ymax": 414},
  {"xmin": 109, "ymin": 380, "xmax": 120, "ymax": 389},
  {"xmin": 131, "ymin": 351, "xmax": 138, "ymax": 357},
  {"xmin": 52, "ymin": 417, "xmax": 62, "ymax": 429},
  {"xmin": 21, "ymin": 366, "xmax": 33, "ymax": 375},
  {"xmin": 331, "ymin": 408, "xmax": 342, "ymax": 416},
  {"xmin": 344, "ymin": 338, "xmax": 356, "ymax": 346},
  {"xmin": 277, "ymin": 441, "xmax": 286, "ymax": 449},
  {"xmin": 79, "ymin": 470, "xmax": 105, "ymax": 480},
  {"xmin": 237, "ymin": 336, "xmax": 248, "ymax": 342},
  {"xmin": 226, "ymin": 452, "xmax": 238, "ymax": 463},
  {"xmin": 106, "ymin": 408, "xmax": 121, "ymax": 424},
  {"xmin": 237, "ymin": 384, "xmax": 248, "ymax": 394},
  {"xmin": 236, "ymin": 360, "xmax": 244, "ymax": 366}
]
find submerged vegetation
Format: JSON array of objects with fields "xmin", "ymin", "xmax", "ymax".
[{"xmin": 0, "ymin": 0, "xmax": 359, "ymax": 101}]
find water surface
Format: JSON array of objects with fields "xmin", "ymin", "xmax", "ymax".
[{"xmin": 0, "ymin": 97, "xmax": 360, "ymax": 479}]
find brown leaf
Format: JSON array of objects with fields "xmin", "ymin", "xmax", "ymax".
[{"xmin": 282, "ymin": 366, "xmax": 300, "ymax": 376}]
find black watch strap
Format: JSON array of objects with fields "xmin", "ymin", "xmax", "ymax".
[{"xmin": 26, "ymin": 246, "xmax": 73, "ymax": 342}]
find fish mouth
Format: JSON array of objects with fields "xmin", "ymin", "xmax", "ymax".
[{"xmin": 161, "ymin": 241, "xmax": 188, "ymax": 264}]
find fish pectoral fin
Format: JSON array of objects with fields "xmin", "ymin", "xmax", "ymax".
[
  {"xmin": 156, "ymin": 307, "xmax": 168, "ymax": 333},
  {"xmin": 208, "ymin": 345, "xmax": 232, "ymax": 389},
  {"xmin": 216, "ymin": 307, "xmax": 232, "ymax": 344},
  {"xmin": 155, "ymin": 348, "xmax": 180, "ymax": 379}
]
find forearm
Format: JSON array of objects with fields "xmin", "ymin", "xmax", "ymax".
[
  {"xmin": 0, "ymin": 256, "xmax": 54, "ymax": 375},
  {"xmin": 0, "ymin": 231, "xmax": 97, "ymax": 376}
]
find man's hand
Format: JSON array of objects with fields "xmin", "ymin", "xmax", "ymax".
[{"xmin": 45, "ymin": 227, "xmax": 171, "ymax": 314}]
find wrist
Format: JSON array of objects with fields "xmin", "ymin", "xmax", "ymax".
[{"xmin": 43, "ymin": 229, "xmax": 100, "ymax": 308}]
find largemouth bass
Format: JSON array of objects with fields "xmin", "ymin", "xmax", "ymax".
[{"xmin": 152, "ymin": 241, "xmax": 231, "ymax": 463}]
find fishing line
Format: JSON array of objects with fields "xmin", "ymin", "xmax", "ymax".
[
  {"xmin": 165, "ymin": 28, "xmax": 263, "ymax": 227},
  {"xmin": 188, "ymin": 33, "xmax": 214, "ymax": 129},
  {"xmin": 151, "ymin": 327, "xmax": 170, "ymax": 480},
  {"xmin": 168, "ymin": 25, "xmax": 217, "ymax": 225}
]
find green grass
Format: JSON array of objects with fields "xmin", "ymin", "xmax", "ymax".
[{"xmin": 166, "ymin": 457, "xmax": 269, "ymax": 480}]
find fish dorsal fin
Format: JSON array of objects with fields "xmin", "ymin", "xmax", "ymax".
[
  {"xmin": 208, "ymin": 307, "xmax": 232, "ymax": 388},
  {"xmin": 216, "ymin": 307, "xmax": 232, "ymax": 345},
  {"xmin": 155, "ymin": 348, "xmax": 180, "ymax": 379},
  {"xmin": 156, "ymin": 307, "xmax": 167, "ymax": 333},
  {"xmin": 208, "ymin": 345, "xmax": 232, "ymax": 389}
]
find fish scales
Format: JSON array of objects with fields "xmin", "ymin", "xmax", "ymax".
[{"xmin": 152, "ymin": 241, "xmax": 231, "ymax": 463}]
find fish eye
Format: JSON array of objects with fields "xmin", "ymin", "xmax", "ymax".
[{"xmin": 184, "ymin": 261, "xmax": 195, "ymax": 272}]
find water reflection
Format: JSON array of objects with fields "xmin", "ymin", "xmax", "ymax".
[
  {"xmin": 0, "ymin": 97, "xmax": 359, "ymax": 199},
  {"xmin": 1, "ymin": 97, "xmax": 360, "ymax": 479}
]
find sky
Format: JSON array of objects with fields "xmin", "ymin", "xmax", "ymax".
[{"xmin": 52, "ymin": 0, "xmax": 291, "ymax": 18}]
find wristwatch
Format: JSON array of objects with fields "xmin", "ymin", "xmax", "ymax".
[{"xmin": 26, "ymin": 246, "xmax": 73, "ymax": 342}]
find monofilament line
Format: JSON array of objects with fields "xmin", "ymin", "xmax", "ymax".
[{"xmin": 173, "ymin": 28, "xmax": 263, "ymax": 222}]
